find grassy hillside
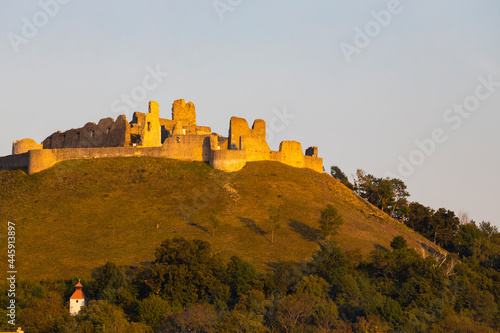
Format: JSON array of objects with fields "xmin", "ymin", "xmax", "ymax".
[{"xmin": 0, "ymin": 158, "xmax": 442, "ymax": 280}]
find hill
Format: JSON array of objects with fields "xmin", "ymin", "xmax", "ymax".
[{"xmin": 0, "ymin": 158, "xmax": 443, "ymax": 280}]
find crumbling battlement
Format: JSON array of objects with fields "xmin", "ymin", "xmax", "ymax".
[
  {"xmin": 172, "ymin": 99, "xmax": 196, "ymax": 127},
  {"xmin": 42, "ymin": 115, "xmax": 130, "ymax": 150},
  {"xmin": 229, "ymin": 117, "xmax": 270, "ymax": 162},
  {"xmin": 1, "ymin": 99, "xmax": 323, "ymax": 174},
  {"xmin": 13, "ymin": 138, "xmax": 43, "ymax": 155}
]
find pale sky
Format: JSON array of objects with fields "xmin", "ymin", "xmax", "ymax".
[{"xmin": 1, "ymin": 1, "xmax": 499, "ymax": 227}]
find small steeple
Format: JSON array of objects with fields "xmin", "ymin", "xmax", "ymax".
[{"xmin": 69, "ymin": 279, "xmax": 87, "ymax": 316}]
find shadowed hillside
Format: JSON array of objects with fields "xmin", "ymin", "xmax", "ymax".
[{"xmin": 0, "ymin": 158, "xmax": 443, "ymax": 280}]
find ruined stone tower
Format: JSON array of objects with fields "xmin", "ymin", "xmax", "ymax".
[{"xmin": 1, "ymin": 99, "xmax": 324, "ymax": 174}]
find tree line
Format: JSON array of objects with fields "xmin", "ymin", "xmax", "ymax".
[
  {"xmin": 331, "ymin": 165, "xmax": 497, "ymax": 252},
  {"xmin": 1, "ymin": 227, "xmax": 499, "ymax": 332}
]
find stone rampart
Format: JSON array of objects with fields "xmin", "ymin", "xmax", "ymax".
[
  {"xmin": 43, "ymin": 115, "xmax": 130, "ymax": 149},
  {"xmin": 0, "ymin": 152, "xmax": 30, "ymax": 171},
  {"xmin": 229, "ymin": 117, "xmax": 270, "ymax": 161},
  {"xmin": 3, "ymin": 99, "xmax": 324, "ymax": 175},
  {"xmin": 210, "ymin": 149, "xmax": 247, "ymax": 172},
  {"xmin": 161, "ymin": 134, "xmax": 212, "ymax": 162},
  {"xmin": 272, "ymin": 141, "xmax": 305, "ymax": 168},
  {"xmin": 304, "ymin": 156, "xmax": 323, "ymax": 173},
  {"xmin": 12, "ymin": 138, "xmax": 43, "ymax": 155}
]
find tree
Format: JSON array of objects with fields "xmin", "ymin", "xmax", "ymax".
[
  {"xmin": 479, "ymin": 221, "xmax": 499, "ymax": 238},
  {"xmin": 394, "ymin": 204, "xmax": 409, "ymax": 224},
  {"xmin": 276, "ymin": 293, "xmax": 316, "ymax": 333},
  {"xmin": 146, "ymin": 237, "xmax": 229, "ymax": 307},
  {"xmin": 390, "ymin": 236, "xmax": 408, "ymax": 250},
  {"xmin": 92, "ymin": 261, "xmax": 128, "ymax": 298},
  {"xmin": 330, "ymin": 165, "xmax": 354, "ymax": 190},
  {"xmin": 354, "ymin": 170, "xmax": 396, "ymax": 213},
  {"xmin": 18, "ymin": 291, "xmax": 71, "ymax": 333},
  {"xmin": 138, "ymin": 294, "xmax": 171, "ymax": 332},
  {"xmin": 453, "ymin": 223, "xmax": 484, "ymax": 257},
  {"xmin": 430, "ymin": 208, "xmax": 460, "ymax": 248},
  {"xmin": 318, "ymin": 204, "xmax": 343, "ymax": 241},
  {"xmin": 373, "ymin": 177, "xmax": 395, "ymax": 211},
  {"xmin": 313, "ymin": 299, "xmax": 339, "ymax": 332},
  {"xmin": 164, "ymin": 303, "xmax": 216, "ymax": 333},
  {"xmin": 406, "ymin": 202, "xmax": 433, "ymax": 235},
  {"xmin": 267, "ymin": 204, "xmax": 281, "ymax": 244},
  {"xmin": 457, "ymin": 210, "xmax": 471, "ymax": 225},
  {"xmin": 208, "ymin": 214, "xmax": 220, "ymax": 238},
  {"xmin": 77, "ymin": 300, "xmax": 151, "ymax": 333},
  {"xmin": 226, "ymin": 256, "xmax": 263, "ymax": 300},
  {"xmin": 389, "ymin": 179, "xmax": 409, "ymax": 218}
]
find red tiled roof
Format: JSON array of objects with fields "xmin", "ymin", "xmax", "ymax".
[
  {"xmin": 70, "ymin": 289, "xmax": 86, "ymax": 300},
  {"xmin": 70, "ymin": 282, "xmax": 86, "ymax": 300}
]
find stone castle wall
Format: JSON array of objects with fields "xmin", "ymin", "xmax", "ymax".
[
  {"xmin": 211, "ymin": 149, "xmax": 247, "ymax": 172},
  {"xmin": 2, "ymin": 99, "xmax": 324, "ymax": 175},
  {"xmin": 161, "ymin": 134, "xmax": 212, "ymax": 162},
  {"xmin": 229, "ymin": 117, "xmax": 270, "ymax": 161},
  {"xmin": 42, "ymin": 115, "xmax": 130, "ymax": 149},
  {"xmin": 12, "ymin": 138, "xmax": 43, "ymax": 155},
  {"xmin": 172, "ymin": 99, "xmax": 196, "ymax": 127},
  {"xmin": 141, "ymin": 101, "xmax": 162, "ymax": 147}
]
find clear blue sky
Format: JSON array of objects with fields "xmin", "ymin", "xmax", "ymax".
[{"xmin": 1, "ymin": 0, "xmax": 499, "ymax": 227}]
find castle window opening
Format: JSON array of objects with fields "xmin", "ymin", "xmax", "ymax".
[
  {"xmin": 107, "ymin": 128, "xmax": 111, "ymax": 134},
  {"xmin": 147, "ymin": 122, "xmax": 151, "ymax": 131},
  {"xmin": 91, "ymin": 130, "xmax": 95, "ymax": 138},
  {"xmin": 77, "ymin": 132, "xmax": 80, "ymax": 140}
]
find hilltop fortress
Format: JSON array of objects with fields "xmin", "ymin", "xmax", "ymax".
[{"xmin": 0, "ymin": 99, "xmax": 323, "ymax": 174}]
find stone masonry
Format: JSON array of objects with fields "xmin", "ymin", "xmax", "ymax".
[{"xmin": 2, "ymin": 99, "xmax": 323, "ymax": 174}]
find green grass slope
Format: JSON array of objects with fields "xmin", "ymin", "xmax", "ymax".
[{"xmin": 0, "ymin": 158, "xmax": 442, "ymax": 280}]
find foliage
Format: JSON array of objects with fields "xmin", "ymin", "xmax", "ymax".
[
  {"xmin": 390, "ymin": 236, "xmax": 408, "ymax": 250},
  {"xmin": 208, "ymin": 213, "xmax": 220, "ymax": 238},
  {"xmin": 353, "ymin": 169, "xmax": 409, "ymax": 218},
  {"xmin": 18, "ymin": 291, "xmax": 71, "ymax": 333},
  {"xmin": 145, "ymin": 237, "xmax": 229, "ymax": 308},
  {"xmin": 226, "ymin": 256, "xmax": 264, "ymax": 301},
  {"xmin": 318, "ymin": 204, "xmax": 344, "ymax": 241},
  {"xmin": 3, "ymin": 164, "xmax": 500, "ymax": 332},
  {"xmin": 330, "ymin": 165, "xmax": 354, "ymax": 190},
  {"xmin": 267, "ymin": 204, "xmax": 282, "ymax": 244},
  {"xmin": 164, "ymin": 303, "xmax": 217, "ymax": 333},
  {"xmin": 138, "ymin": 294, "xmax": 171, "ymax": 331},
  {"xmin": 76, "ymin": 300, "xmax": 151, "ymax": 333},
  {"xmin": 7, "ymin": 231, "xmax": 500, "ymax": 332}
]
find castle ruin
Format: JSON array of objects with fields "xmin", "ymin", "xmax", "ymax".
[{"xmin": 0, "ymin": 99, "xmax": 323, "ymax": 174}]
